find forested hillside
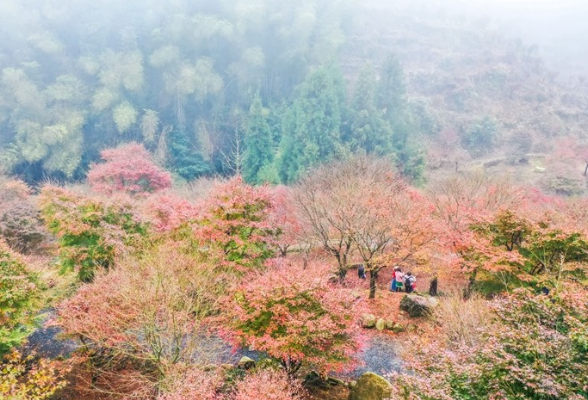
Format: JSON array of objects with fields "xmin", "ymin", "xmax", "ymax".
[
  {"xmin": 3, "ymin": 0, "xmax": 587, "ymax": 189},
  {"xmin": 0, "ymin": 0, "xmax": 419, "ymax": 184}
]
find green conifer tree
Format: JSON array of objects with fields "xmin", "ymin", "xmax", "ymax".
[
  {"xmin": 376, "ymin": 54, "xmax": 425, "ymax": 183},
  {"xmin": 167, "ymin": 129, "xmax": 209, "ymax": 181},
  {"xmin": 243, "ymin": 95, "xmax": 275, "ymax": 185},
  {"xmin": 348, "ymin": 64, "xmax": 393, "ymax": 155},
  {"xmin": 278, "ymin": 65, "xmax": 348, "ymax": 183}
]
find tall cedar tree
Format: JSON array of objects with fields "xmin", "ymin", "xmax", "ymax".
[
  {"xmin": 243, "ymin": 95, "xmax": 275, "ymax": 185},
  {"xmin": 348, "ymin": 64, "xmax": 393, "ymax": 155},
  {"xmin": 377, "ymin": 54, "xmax": 425, "ymax": 182},
  {"xmin": 167, "ymin": 129, "xmax": 210, "ymax": 181},
  {"xmin": 278, "ymin": 65, "xmax": 348, "ymax": 183}
]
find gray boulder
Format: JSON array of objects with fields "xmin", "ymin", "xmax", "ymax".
[
  {"xmin": 348, "ymin": 372, "xmax": 392, "ymax": 400},
  {"xmin": 399, "ymin": 294, "xmax": 438, "ymax": 317}
]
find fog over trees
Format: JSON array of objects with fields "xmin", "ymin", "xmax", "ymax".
[
  {"xmin": 2, "ymin": 0, "xmax": 585, "ymax": 186},
  {"xmin": 1, "ymin": 2, "xmax": 588, "ymax": 400}
]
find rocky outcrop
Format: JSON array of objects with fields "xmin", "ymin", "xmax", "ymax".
[
  {"xmin": 237, "ymin": 356, "xmax": 255, "ymax": 369},
  {"xmin": 399, "ymin": 294, "xmax": 438, "ymax": 317}
]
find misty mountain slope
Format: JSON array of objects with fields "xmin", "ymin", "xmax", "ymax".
[{"xmin": 342, "ymin": 2, "xmax": 588, "ymax": 189}]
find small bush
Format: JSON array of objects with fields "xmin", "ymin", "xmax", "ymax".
[
  {"xmin": 0, "ymin": 350, "xmax": 68, "ymax": 400},
  {"xmin": 433, "ymin": 291, "xmax": 492, "ymax": 347},
  {"xmin": 39, "ymin": 186, "xmax": 148, "ymax": 282},
  {"xmin": 234, "ymin": 368, "xmax": 306, "ymax": 400},
  {"xmin": 0, "ymin": 177, "xmax": 48, "ymax": 254},
  {"xmin": 0, "ymin": 202, "xmax": 48, "ymax": 254},
  {"xmin": 0, "ymin": 241, "xmax": 40, "ymax": 354},
  {"xmin": 158, "ymin": 365, "xmax": 225, "ymax": 400}
]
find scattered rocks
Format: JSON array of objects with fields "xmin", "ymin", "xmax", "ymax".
[
  {"xmin": 399, "ymin": 294, "xmax": 438, "ymax": 317},
  {"xmin": 391, "ymin": 323, "xmax": 405, "ymax": 333},
  {"xmin": 362, "ymin": 313, "xmax": 377, "ymax": 328},
  {"xmin": 375, "ymin": 318, "xmax": 386, "ymax": 331},
  {"xmin": 348, "ymin": 372, "xmax": 392, "ymax": 400}
]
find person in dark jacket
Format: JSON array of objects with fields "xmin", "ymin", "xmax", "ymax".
[
  {"xmin": 357, "ymin": 264, "xmax": 366, "ymax": 280},
  {"xmin": 404, "ymin": 272, "xmax": 416, "ymax": 293}
]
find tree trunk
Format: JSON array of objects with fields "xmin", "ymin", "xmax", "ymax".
[
  {"xmin": 429, "ymin": 277, "xmax": 438, "ymax": 296},
  {"xmin": 464, "ymin": 268, "xmax": 478, "ymax": 298},
  {"xmin": 335, "ymin": 253, "xmax": 348, "ymax": 283},
  {"xmin": 369, "ymin": 270, "xmax": 378, "ymax": 299},
  {"xmin": 282, "ymin": 357, "xmax": 301, "ymax": 376}
]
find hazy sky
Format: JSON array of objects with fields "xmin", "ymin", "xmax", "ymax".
[{"xmin": 459, "ymin": 0, "xmax": 588, "ymax": 75}]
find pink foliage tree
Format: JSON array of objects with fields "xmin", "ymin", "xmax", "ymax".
[
  {"xmin": 268, "ymin": 186, "xmax": 302, "ymax": 256},
  {"xmin": 224, "ymin": 259, "xmax": 364, "ymax": 375},
  {"xmin": 143, "ymin": 193, "xmax": 199, "ymax": 233},
  {"xmin": 195, "ymin": 176, "xmax": 278, "ymax": 272},
  {"xmin": 234, "ymin": 369, "xmax": 306, "ymax": 400},
  {"xmin": 88, "ymin": 142, "xmax": 172, "ymax": 196},
  {"xmin": 158, "ymin": 366, "xmax": 226, "ymax": 400}
]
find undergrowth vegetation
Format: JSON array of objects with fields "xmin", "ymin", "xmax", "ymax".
[{"xmin": 2, "ymin": 155, "xmax": 587, "ymax": 400}]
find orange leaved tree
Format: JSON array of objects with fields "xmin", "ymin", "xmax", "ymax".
[
  {"xmin": 224, "ymin": 259, "xmax": 364, "ymax": 375},
  {"xmin": 295, "ymin": 156, "xmax": 437, "ymax": 297}
]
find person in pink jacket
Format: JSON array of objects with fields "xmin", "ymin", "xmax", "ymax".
[{"xmin": 390, "ymin": 266, "xmax": 404, "ymax": 292}]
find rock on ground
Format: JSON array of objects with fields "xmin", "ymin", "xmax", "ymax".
[
  {"xmin": 348, "ymin": 372, "xmax": 392, "ymax": 400},
  {"xmin": 362, "ymin": 313, "xmax": 377, "ymax": 328},
  {"xmin": 375, "ymin": 318, "xmax": 386, "ymax": 331},
  {"xmin": 399, "ymin": 294, "xmax": 438, "ymax": 317}
]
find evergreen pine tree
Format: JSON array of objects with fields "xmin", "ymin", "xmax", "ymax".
[
  {"xmin": 349, "ymin": 64, "xmax": 393, "ymax": 155},
  {"xmin": 376, "ymin": 54, "xmax": 425, "ymax": 183},
  {"xmin": 243, "ymin": 95, "xmax": 275, "ymax": 185},
  {"xmin": 167, "ymin": 129, "xmax": 209, "ymax": 181},
  {"xmin": 278, "ymin": 65, "xmax": 348, "ymax": 183}
]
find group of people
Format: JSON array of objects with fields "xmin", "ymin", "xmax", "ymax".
[
  {"xmin": 356, "ymin": 264, "xmax": 417, "ymax": 293},
  {"xmin": 391, "ymin": 266, "xmax": 416, "ymax": 293}
]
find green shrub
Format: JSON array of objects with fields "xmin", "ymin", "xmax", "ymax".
[
  {"xmin": 39, "ymin": 186, "xmax": 148, "ymax": 282},
  {"xmin": 0, "ymin": 241, "xmax": 40, "ymax": 354}
]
